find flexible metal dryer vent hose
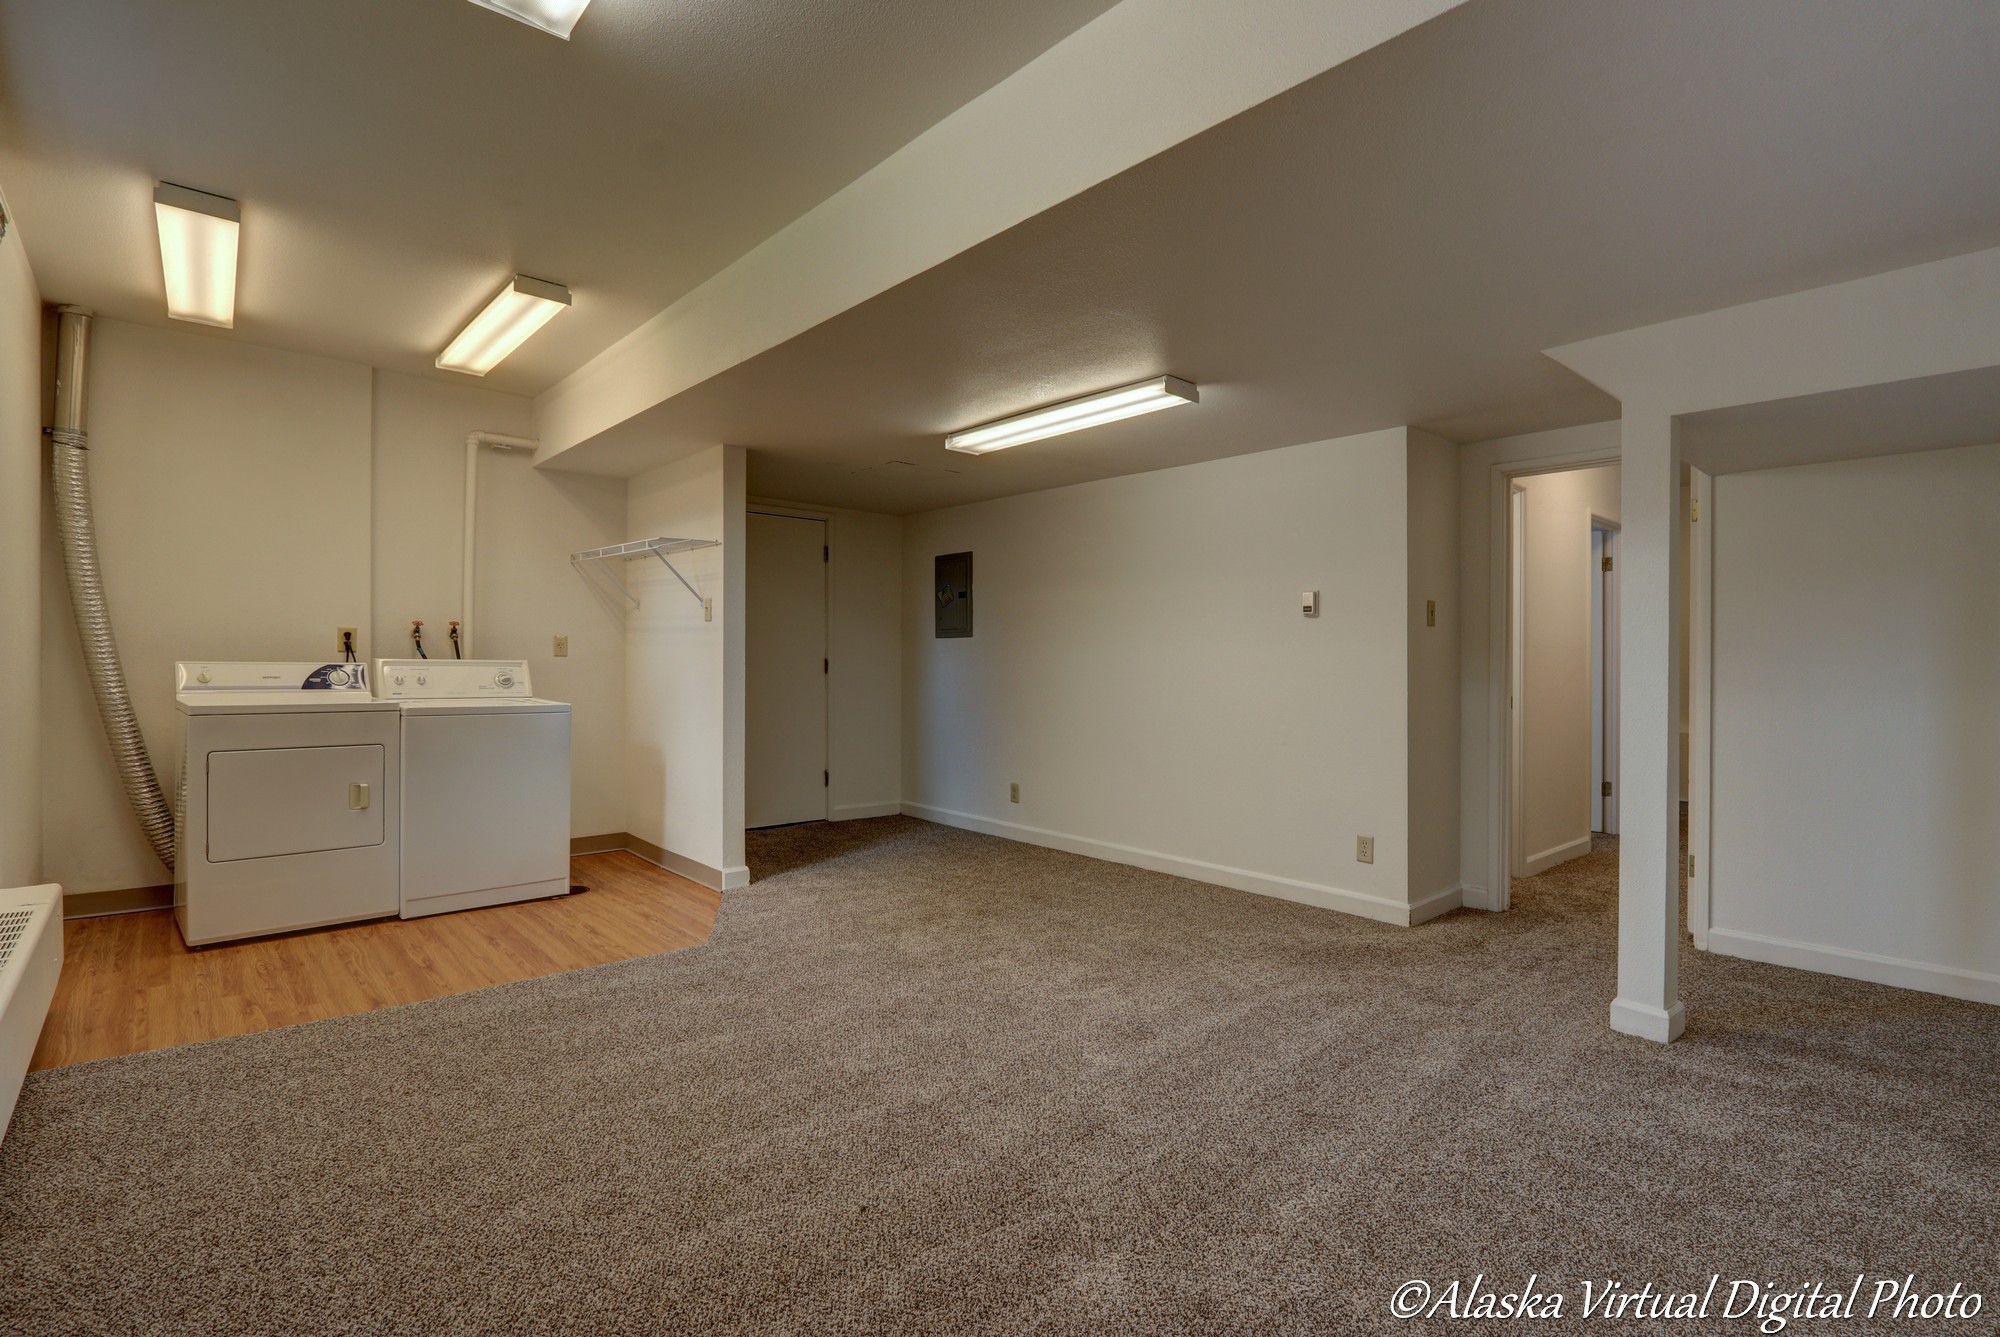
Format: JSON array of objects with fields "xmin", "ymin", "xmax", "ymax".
[{"xmin": 51, "ymin": 306, "xmax": 176, "ymax": 871}]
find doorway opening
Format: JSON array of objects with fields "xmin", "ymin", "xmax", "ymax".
[
  {"xmin": 745, "ymin": 510, "xmax": 829, "ymax": 829},
  {"xmin": 1502, "ymin": 464, "xmax": 1622, "ymax": 886}
]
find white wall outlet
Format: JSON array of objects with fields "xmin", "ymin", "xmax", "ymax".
[
  {"xmin": 1009, "ymin": 783, "xmax": 1020, "ymax": 804},
  {"xmin": 553, "ymin": 634, "xmax": 569, "ymax": 657},
  {"xmin": 1357, "ymin": 834, "xmax": 1375, "ymax": 864},
  {"xmin": 1302, "ymin": 590, "xmax": 1320, "ymax": 618},
  {"xmin": 703, "ymin": 597, "xmax": 713, "ymax": 622},
  {"xmin": 336, "ymin": 626, "xmax": 357, "ymax": 657}
]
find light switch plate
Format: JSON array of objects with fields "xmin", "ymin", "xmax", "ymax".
[{"xmin": 1302, "ymin": 590, "xmax": 1320, "ymax": 618}]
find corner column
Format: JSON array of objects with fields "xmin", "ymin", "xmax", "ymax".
[{"xmin": 1610, "ymin": 407, "xmax": 1685, "ymax": 1042}]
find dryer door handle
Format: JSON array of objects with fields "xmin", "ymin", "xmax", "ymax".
[{"xmin": 349, "ymin": 782, "xmax": 371, "ymax": 811}]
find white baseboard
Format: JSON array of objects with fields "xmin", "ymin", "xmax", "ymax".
[
  {"xmin": 901, "ymin": 802, "xmax": 1431, "ymax": 927},
  {"xmin": 1458, "ymin": 882, "xmax": 1494, "ymax": 912},
  {"xmin": 1522, "ymin": 834, "xmax": 1593, "ymax": 877},
  {"xmin": 1409, "ymin": 885, "xmax": 1463, "ymax": 925},
  {"xmin": 830, "ymin": 801, "xmax": 903, "ymax": 821},
  {"xmin": 1609, "ymin": 997, "xmax": 1686, "ymax": 1044},
  {"xmin": 1706, "ymin": 926, "xmax": 2000, "ymax": 1007},
  {"xmin": 622, "ymin": 834, "xmax": 731, "ymax": 892}
]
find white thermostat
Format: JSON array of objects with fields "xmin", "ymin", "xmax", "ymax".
[{"xmin": 1302, "ymin": 590, "xmax": 1320, "ymax": 618}]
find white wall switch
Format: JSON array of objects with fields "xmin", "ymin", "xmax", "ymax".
[
  {"xmin": 1302, "ymin": 590, "xmax": 1320, "ymax": 618},
  {"xmin": 1357, "ymin": 834, "xmax": 1375, "ymax": 864},
  {"xmin": 1009, "ymin": 783, "xmax": 1020, "ymax": 804},
  {"xmin": 703, "ymin": 597, "xmax": 713, "ymax": 622}
]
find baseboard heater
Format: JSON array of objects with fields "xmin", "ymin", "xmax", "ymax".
[{"xmin": 0, "ymin": 884, "xmax": 63, "ymax": 1146}]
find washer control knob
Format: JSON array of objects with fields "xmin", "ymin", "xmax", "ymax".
[
  {"xmin": 393, "ymin": 673, "xmax": 406, "ymax": 686},
  {"xmin": 494, "ymin": 670, "xmax": 516, "ymax": 689},
  {"xmin": 328, "ymin": 668, "xmax": 351, "ymax": 687},
  {"xmin": 196, "ymin": 669, "xmax": 212, "ymax": 684}
]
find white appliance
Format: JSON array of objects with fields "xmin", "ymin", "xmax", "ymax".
[
  {"xmin": 176, "ymin": 662, "xmax": 402, "ymax": 945},
  {"xmin": 373, "ymin": 659, "xmax": 571, "ymax": 918},
  {"xmin": 0, "ymin": 883, "xmax": 62, "ymax": 1146}
]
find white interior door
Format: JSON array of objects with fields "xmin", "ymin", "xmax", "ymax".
[
  {"xmin": 1591, "ymin": 528, "xmax": 1606, "ymax": 833},
  {"xmin": 1599, "ymin": 526, "xmax": 1621, "ymax": 835},
  {"xmin": 746, "ymin": 512, "xmax": 828, "ymax": 828}
]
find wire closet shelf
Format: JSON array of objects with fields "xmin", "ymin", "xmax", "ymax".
[{"xmin": 570, "ymin": 536, "xmax": 719, "ymax": 608}]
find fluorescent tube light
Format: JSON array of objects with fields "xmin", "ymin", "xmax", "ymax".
[
  {"xmin": 945, "ymin": 376, "xmax": 1199, "ymax": 455},
  {"xmin": 436, "ymin": 275, "xmax": 572, "ymax": 376},
  {"xmin": 467, "ymin": 0, "xmax": 591, "ymax": 38},
  {"xmin": 153, "ymin": 183, "xmax": 239, "ymax": 328}
]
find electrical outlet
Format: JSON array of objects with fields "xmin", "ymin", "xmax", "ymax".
[
  {"xmin": 703, "ymin": 597, "xmax": 713, "ymax": 622},
  {"xmin": 336, "ymin": 626, "xmax": 357, "ymax": 657},
  {"xmin": 1009, "ymin": 783, "xmax": 1020, "ymax": 804},
  {"xmin": 1356, "ymin": 834, "xmax": 1375, "ymax": 864},
  {"xmin": 553, "ymin": 635, "xmax": 569, "ymax": 657}
]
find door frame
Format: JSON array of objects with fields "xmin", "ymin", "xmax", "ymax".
[
  {"xmin": 1508, "ymin": 485, "xmax": 1528, "ymax": 879},
  {"xmin": 1685, "ymin": 468, "xmax": 1715, "ymax": 949},
  {"xmin": 1482, "ymin": 444, "xmax": 1622, "ymax": 911},
  {"xmin": 746, "ymin": 504, "xmax": 831, "ymax": 825}
]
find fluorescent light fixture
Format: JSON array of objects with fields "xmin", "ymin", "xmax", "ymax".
[
  {"xmin": 153, "ymin": 183, "xmax": 239, "ymax": 328},
  {"xmin": 467, "ymin": 0, "xmax": 591, "ymax": 38},
  {"xmin": 945, "ymin": 376, "xmax": 1199, "ymax": 455},
  {"xmin": 436, "ymin": 275, "xmax": 572, "ymax": 376}
]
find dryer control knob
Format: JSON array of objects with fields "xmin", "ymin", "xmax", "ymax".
[
  {"xmin": 328, "ymin": 668, "xmax": 351, "ymax": 687},
  {"xmin": 196, "ymin": 669, "xmax": 212, "ymax": 684},
  {"xmin": 416, "ymin": 674, "xmax": 427, "ymax": 686},
  {"xmin": 393, "ymin": 674, "xmax": 405, "ymax": 685}
]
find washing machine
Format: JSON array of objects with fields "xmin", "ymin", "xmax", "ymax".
[
  {"xmin": 373, "ymin": 659, "xmax": 571, "ymax": 918},
  {"xmin": 175, "ymin": 662, "xmax": 402, "ymax": 946}
]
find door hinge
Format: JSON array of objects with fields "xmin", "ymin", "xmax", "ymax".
[
  {"xmin": 823, "ymin": 658, "xmax": 829, "ymax": 674},
  {"xmin": 823, "ymin": 545, "xmax": 830, "ymax": 562},
  {"xmin": 1691, "ymin": 498, "xmax": 1699, "ymax": 522},
  {"xmin": 823, "ymin": 770, "xmax": 830, "ymax": 787},
  {"xmin": 1602, "ymin": 780, "xmax": 1612, "ymax": 797},
  {"xmin": 1689, "ymin": 854, "xmax": 1696, "ymax": 878},
  {"xmin": 1602, "ymin": 555, "xmax": 1612, "ymax": 572}
]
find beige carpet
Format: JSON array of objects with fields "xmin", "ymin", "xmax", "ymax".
[{"xmin": 1, "ymin": 818, "xmax": 1994, "ymax": 1334}]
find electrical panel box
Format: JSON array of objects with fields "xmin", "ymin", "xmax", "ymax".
[{"xmin": 935, "ymin": 552, "xmax": 973, "ymax": 638}]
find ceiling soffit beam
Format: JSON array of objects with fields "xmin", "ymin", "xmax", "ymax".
[
  {"xmin": 1545, "ymin": 245, "xmax": 2000, "ymax": 417},
  {"xmin": 531, "ymin": 0, "xmax": 1469, "ymax": 469}
]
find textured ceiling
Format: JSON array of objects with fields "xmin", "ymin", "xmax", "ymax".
[
  {"xmin": 558, "ymin": 0, "xmax": 1997, "ymax": 512},
  {"xmin": 0, "ymin": 0, "xmax": 1121, "ymax": 393}
]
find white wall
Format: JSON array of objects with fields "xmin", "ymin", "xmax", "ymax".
[
  {"xmin": 371, "ymin": 371, "xmax": 627, "ymax": 838},
  {"xmin": 752, "ymin": 499, "xmax": 904, "ymax": 821},
  {"xmin": 1406, "ymin": 430, "xmax": 1460, "ymax": 904},
  {"xmin": 1707, "ymin": 442, "xmax": 2000, "ymax": 1003},
  {"xmin": 0, "ymin": 193, "xmax": 43, "ymax": 889},
  {"xmin": 625, "ymin": 446, "xmax": 747, "ymax": 887},
  {"xmin": 41, "ymin": 321, "xmax": 373, "ymax": 895},
  {"xmin": 39, "ymin": 322, "xmax": 633, "ymax": 897},
  {"xmin": 1513, "ymin": 464, "xmax": 1620, "ymax": 873},
  {"xmin": 903, "ymin": 426, "xmax": 1453, "ymax": 925}
]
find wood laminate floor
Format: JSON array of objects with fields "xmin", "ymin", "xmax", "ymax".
[{"xmin": 29, "ymin": 852, "xmax": 720, "ymax": 1072}]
